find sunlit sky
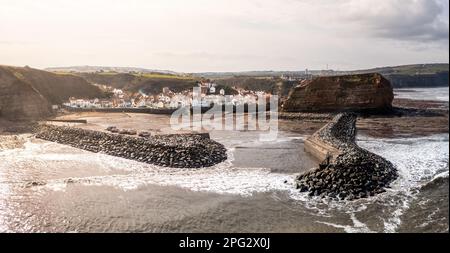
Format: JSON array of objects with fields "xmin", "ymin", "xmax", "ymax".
[{"xmin": 0, "ymin": 0, "xmax": 448, "ymax": 72}]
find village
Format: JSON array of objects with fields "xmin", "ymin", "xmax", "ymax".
[{"xmin": 63, "ymin": 81, "xmax": 272, "ymax": 110}]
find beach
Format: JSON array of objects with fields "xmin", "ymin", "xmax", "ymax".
[{"xmin": 0, "ymin": 88, "xmax": 448, "ymax": 233}]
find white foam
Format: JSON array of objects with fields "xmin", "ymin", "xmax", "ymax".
[
  {"xmin": 358, "ymin": 134, "xmax": 448, "ymax": 232},
  {"xmin": 284, "ymin": 134, "xmax": 449, "ymax": 233},
  {"xmin": 1, "ymin": 133, "xmax": 448, "ymax": 233},
  {"xmin": 22, "ymin": 147, "xmax": 293, "ymax": 197},
  {"xmin": 395, "ymin": 87, "xmax": 450, "ymax": 102},
  {"xmin": 317, "ymin": 213, "xmax": 375, "ymax": 233}
]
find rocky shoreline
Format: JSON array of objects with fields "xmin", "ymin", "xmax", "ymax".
[
  {"xmin": 35, "ymin": 125, "xmax": 227, "ymax": 168},
  {"xmin": 296, "ymin": 113, "xmax": 398, "ymax": 200}
]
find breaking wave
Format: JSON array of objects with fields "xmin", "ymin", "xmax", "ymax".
[{"xmin": 1, "ymin": 133, "xmax": 448, "ymax": 233}]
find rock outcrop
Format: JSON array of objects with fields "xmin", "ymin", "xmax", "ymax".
[
  {"xmin": 283, "ymin": 73, "xmax": 394, "ymax": 113},
  {"xmin": 35, "ymin": 125, "xmax": 227, "ymax": 168},
  {"xmin": 296, "ymin": 113, "xmax": 398, "ymax": 200},
  {"xmin": 0, "ymin": 65, "xmax": 106, "ymax": 120}
]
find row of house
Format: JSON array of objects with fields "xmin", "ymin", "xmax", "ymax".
[{"xmin": 64, "ymin": 81, "xmax": 270, "ymax": 110}]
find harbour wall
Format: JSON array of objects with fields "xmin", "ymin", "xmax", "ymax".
[
  {"xmin": 35, "ymin": 125, "xmax": 227, "ymax": 168},
  {"xmin": 298, "ymin": 113, "xmax": 398, "ymax": 200}
]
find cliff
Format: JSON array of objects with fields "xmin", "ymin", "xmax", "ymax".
[
  {"xmin": 0, "ymin": 65, "xmax": 105, "ymax": 120},
  {"xmin": 386, "ymin": 71, "xmax": 449, "ymax": 88},
  {"xmin": 283, "ymin": 73, "xmax": 394, "ymax": 113}
]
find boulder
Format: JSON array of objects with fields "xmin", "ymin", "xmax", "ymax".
[{"xmin": 282, "ymin": 73, "xmax": 394, "ymax": 113}]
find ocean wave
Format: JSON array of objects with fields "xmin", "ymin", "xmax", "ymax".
[
  {"xmin": 1, "ymin": 133, "xmax": 448, "ymax": 233},
  {"xmin": 282, "ymin": 133, "xmax": 449, "ymax": 232},
  {"xmin": 420, "ymin": 171, "xmax": 449, "ymax": 191},
  {"xmin": 357, "ymin": 133, "xmax": 449, "ymax": 232}
]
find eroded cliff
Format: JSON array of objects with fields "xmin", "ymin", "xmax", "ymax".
[
  {"xmin": 0, "ymin": 65, "xmax": 105, "ymax": 120},
  {"xmin": 283, "ymin": 73, "xmax": 394, "ymax": 113}
]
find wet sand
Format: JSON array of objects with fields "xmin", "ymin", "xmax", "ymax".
[
  {"xmin": 0, "ymin": 128, "xmax": 326, "ymax": 232},
  {"xmin": 50, "ymin": 103, "xmax": 449, "ymax": 140},
  {"xmin": 1, "ymin": 132, "xmax": 447, "ymax": 233},
  {"xmin": 49, "ymin": 112, "xmax": 193, "ymax": 135},
  {"xmin": 357, "ymin": 98, "xmax": 448, "ymax": 138}
]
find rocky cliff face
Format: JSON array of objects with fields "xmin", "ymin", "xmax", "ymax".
[
  {"xmin": 282, "ymin": 73, "xmax": 394, "ymax": 113},
  {"xmin": 386, "ymin": 71, "xmax": 449, "ymax": 88},
  {"xmin": 0, "ymin": 65, "xmax": 105, "ymax": 120},
  {"xmin": 0, "ymin": 67, "xmax": 51, "ymax": 120}
]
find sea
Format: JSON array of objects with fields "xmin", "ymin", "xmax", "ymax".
[{"xmin": 0, "ymin": 87, "xmax": 448, "ymax": 233}]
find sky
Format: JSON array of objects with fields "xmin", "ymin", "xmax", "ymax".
[{"xmin": 0, "ymin": 0, "xmax": 448, "ymax": 72}]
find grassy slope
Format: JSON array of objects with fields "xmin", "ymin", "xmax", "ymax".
[
  {"xmin": 75, "ymin": 72, "xmax": 199, "ymax": 94},
  {"xmin": 351, "ymin": 63, "xmax": 449, "ymax": 75},
  {"xmin": 1, "ymin": 65, "xmax": 107, "ymax": 104}
]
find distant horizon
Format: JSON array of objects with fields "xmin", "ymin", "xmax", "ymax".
[
  {"xmin": 4, "ymin": 61, "xmax": 449, "ymax": 74},
  {"xmin": 1, "ymin": 0, "xmax": 448, "ymax": 72}
]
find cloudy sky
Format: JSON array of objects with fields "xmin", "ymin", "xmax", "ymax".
[{"xmin": 0, "ymin": 0, "xmax": 448, "ymax": 72}]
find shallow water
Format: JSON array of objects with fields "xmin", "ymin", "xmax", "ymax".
[
  {"xmin": 394, "ymin": 87, "xmax": 449, "ymax": 102},
  {"xmin": 0, "ymin": 129, "xmax": 448, "ymax": 232}
]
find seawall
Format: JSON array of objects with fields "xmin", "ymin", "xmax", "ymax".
[
  {"xmin": 63, "ymin": 106, "xmax": 177, "ymax": 115},
  {"xmin": 63, "ymin": 103, "xmax": 272, "ymax": 115},
  {"xmin": 297, "ymin": 113, "xmax": 398, "ymax": 200},
  {"xmin": 35, "ymin": 125, "xmax": 227, "ymax": 168},
  {"xmin": 303, "ymin": 113, "xmax": 357, "ymax": 162}
]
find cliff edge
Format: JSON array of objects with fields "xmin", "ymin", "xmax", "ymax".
[{"xmin": 0, "ymin": 65, "xmax": 105, "ymax": 120}]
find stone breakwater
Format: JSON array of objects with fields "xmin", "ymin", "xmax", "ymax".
[
  {"xmin": 296, "ymin": 113, "xmax": 398, "ymax": 200},
  {"xmin": 35, "ymin": 125, "xmax": 227, "ymax": 168}
]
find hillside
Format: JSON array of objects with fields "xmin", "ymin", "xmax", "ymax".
[
  {"xmin": 76, "ymin": 72, "xmax": 297, "ymax": 97},
  {"xmin": 351, "ymin": 63, "xmax": 449, "ymax": 76},
  {"xmin": 0, "ymin": 65, "xmax": 106, "ymax": 120},
  {"xmin": 193, "ymin": 64, "xmax": 449, "ymax": 88},
  {"xmin": 215, "ymin": 77, "xmax": 296, "ymax": 97},
  {"xmin": 77, "ymin": 72, "xmax": 199, "ymax": 94},
  {"xmin": 45, "ymin": 66, "xmax": 179, "ymax": 75},
  {"xmin": 349, "ymin": 64, "xmax": 449, "ymax": 88},
  {"xmin": 40, "ymin": 64, "xmax": 448, "ymax": 100}
]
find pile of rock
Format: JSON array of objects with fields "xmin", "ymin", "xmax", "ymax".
[
  {"xmin": 296, "ymin": 113, "xmax": 398, "ymax": 200},
  {"xmin": 35, "ymin": 125, "xmax": 227, "ymax": 168}
]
